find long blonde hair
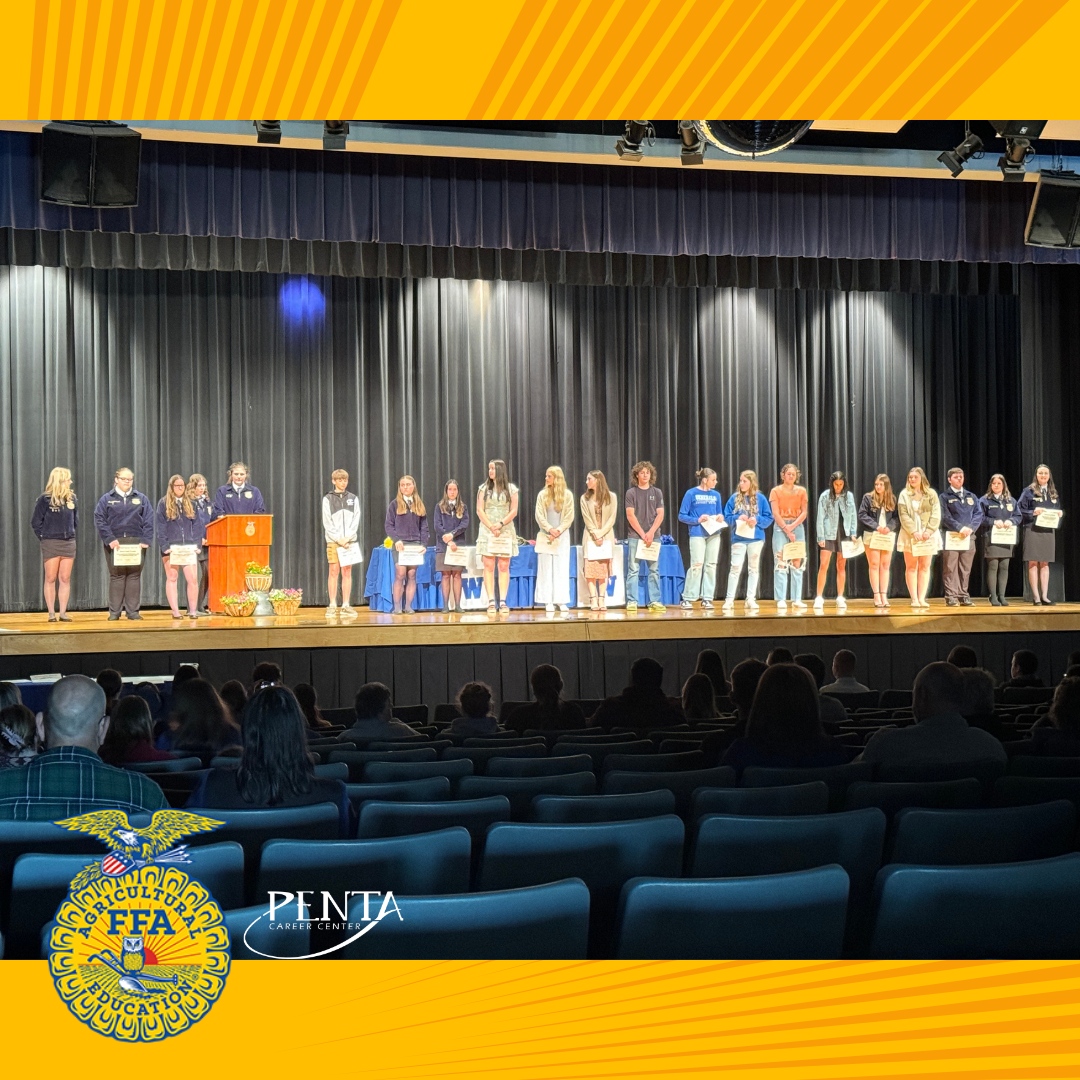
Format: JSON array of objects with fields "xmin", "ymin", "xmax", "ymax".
[
  {"xmin": 870, "ymin": 473, "xmax": 897, "ymax": 512},
  {"xmin": 164, "ymin": 474, "xmax": 195, "ymax": 520},
  {"xmin": 904, "ymin": 467, "xmax": 932, "ymax": 497},
  {"xmin": 44, "ymin": 467, "xmax": 73, "ymax": 508},
  {"xmin": 734, "ymin": 470, "xmax": 759, "ymax": 514},
  {"xmin": 541, "ymin": 465, "xmax": 568, "ymax": 510},
  {"xmin": 584, "ymin": 469, "xmax": 612, "ymax": 508},
  {"xmin": 187, "ymin": 473, "xmax": 208, "ymax": 501},
  {"xmin": 396, "ymin": 476, "xmax": 426, "ymax": 517}
]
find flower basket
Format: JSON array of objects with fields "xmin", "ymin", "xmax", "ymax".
[
  {"xmin": 222, "ymin": 598, "xmax": 256, "ymax": 617},
  {"xmin": 271, "ymin": 598, "xmax": 302, "ymax": 615},
  {"xmin": 245, "ymin": 573, "xmax": 272, "ymax": 592}
]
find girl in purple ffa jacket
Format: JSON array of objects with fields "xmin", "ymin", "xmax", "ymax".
[
  {"xmin": 385, "ymin": 475, "xmax": 430, "ymax": 615},
  {"xmin": 434, "ymin": 479, "xmax": 470, "ymax": 613},
  {"xmin": 31, "ymin": 466, "xmax": 78, "ymax": 622},
  {"xmin": 156, "ymin": 474, "xmax": 207, "ymax": 620}
]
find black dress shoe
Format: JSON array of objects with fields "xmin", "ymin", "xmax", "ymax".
[
  {"xmin": 1042, "ymin": 598, "xmax": 1055, "ymax": 606},
  {"xmin": 945, "ymin": 597, "xmax": 959, "ymax": 607},
  {"xmin": 1032, "ymin": 598, "xmax": 1043, "ymax": 606},
  {"xmin": 127, "ymin": 613, "xmax": 143, "ymax": 620},
  {"xmin": 960, "ymin": 597, "xmax": 974, "ymax": 606}
]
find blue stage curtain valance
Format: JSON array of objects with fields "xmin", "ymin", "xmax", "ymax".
[{"xmin": 0, "ymin": 131, "xmax": 1074, "ymax": 265}]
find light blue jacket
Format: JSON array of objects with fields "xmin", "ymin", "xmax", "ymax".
[{"xmin": 816, "ymin": 489, "xmax": 858, "ymax": 542}]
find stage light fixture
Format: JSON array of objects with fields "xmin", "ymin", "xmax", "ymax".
[
  {"xmin": 614, "ymin": 121, "xmax": 654, "ymax": 161},
  {"xmin": 679, "ymin": 121, "xmax": 705, "ymax": 166},
  {"xmin": 323, "ymin": 121, "xmax": 350, "ymax": 150},
  {"xmin": 254, "ymin": 121, "xmax": 281, "ymax": 144},
  {"xmin": 998, "ymin": 137, "xmax": 1034, "ymax": 182},
  {"xmin": 937, "ymin": 128, "xmax": 982, "ymax": 177},
  {"xmin": 694, "ymin": 120, "xmax": 812, "ymax": 158}
]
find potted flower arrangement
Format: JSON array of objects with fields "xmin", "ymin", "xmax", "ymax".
[
  {"xmin": 244, "ymin": 561, "xmax": 273, "ymax": 592},
  {"xmin": 220, "ymin": 591, "xmax": 257, "ymax": 617},
  {"xmin": 268, "ymin": 587, "xmax": 303, "ymax": 616}
]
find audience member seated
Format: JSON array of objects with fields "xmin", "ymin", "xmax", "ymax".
[
  {"xmin": 449, "ymin": 682, "xmax": 504, "ymax": 737},
  {"xmin": 187, "ymin": 686, "xmax": 349, "ymax": 834},
  {"xmin": 0, "ymin": 681, "xmax": 23, "ymax": 710},
  {"xmin": 338, "ymin": 683, "xmax": 423, "ymax": 742},
  {"xmin": 592, "ymin": 658, "xmax": 684, "ymax": 733},
  {"xmin": 0, "ymin": 704, "xmax": 38, "ymax": 768},
  {"xmin": 0, "ymin": 675, "xmax": 166, "ymax": 819},
  {"xmin": 857, "ymin": 662, "xmax": 1007, "ymax": 767},
  {"xmin": 794, "ymin": 653, "xmax": 847, "ymax": 729},
  {"xmin": 172, "ymin": 664, "xmax": 201, "ymax": 688},
  {"xmin": 96, "ymin": 668, "xmax": 123, "ymax": 717},
  {"xmin": 1003, "ymin": 649, "xmax": 1043, "ymax": 689},
  {"xmin": 820, "ymin": 649, "xmax": 871, "ymax": 694},
  {"xmin": 219, "ymin": 680, "xmax": 249, "ymax": 722},
  {"xmin": 131, "ymin": 682, "xmax": 163, "ymax": 722},
  {"xmin": 681, "ymin": 674, "xmax": 719, "ymax": 722},
  {"xmin": 294, "ymin": 682, "xmax": 334, "ymax": 731},
  {"xmin": 1064, "ymin": 652, "xmax": 1080, "ymax": 681},
  {"xmin": 505, "ymin": 666, "xmax": 587, "ymax": 733},
  {"xmin": 1027, "ymin": 678, "xmax": 1080, "ymax": 757},
  {"xmin": 157, "ymin": 679, "xmax": 241, "ymax": 759},
  {"xmin": 251, "ymin": 661, "xmax": 283, "ymax": 690},
  {"xmin": 946, "ymin": 645, "xmax": 979, "ymax": 669},
  {"xmin": 727, "ymin": 658, "xmax": 768, "ymax": 741},
  {"xmin": 1066, "ymin": 665, "xmax": 1080, "ymax": 681},
  {"xmin": 766, "ymin": 647, "xmax": 794, "ymax": 666},
  {"xmin": 99, "ymin": 697, "xmax": 175, "ymax": 766},
  {"xmin": 694, "ymin": 649, "xmax": 729, "ymax": 698},
  {"xmin": 722, "ymin": 664, "xmax": 851, "ymax": 773},
  {"xmin": 960, "ymin": 667, "xmax": 1005, "ymax": 741}
]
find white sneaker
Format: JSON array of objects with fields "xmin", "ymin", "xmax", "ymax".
[
  {"xmin": 325, "ymin": 605, "xmax": 338, "ymax": 617},
  {"xmin": 722, "ymin": 599, "xmax": 734, "ymax": 614},
  {"xmin": 544, "ymin": 603, "xmax": 555, "ymax": 613},
  {"xmin": 340, "ymin": 604, "xmax": 357, "ymax": 617},
  {"xmin": 701, "ymin": 599, "xmax": 714, "ymax": 610},
  {"xmin": 777, "ymin": 599, "xmax": 788, "ymax": 612},
  {"xmin": 792, "ymin": 600, "xmax": 807, "ymax": 611},
  {"xmin": 745, "ymin": 599, "xmax": 759, "ymax": 613},
  {"xmin": 558, "ymin": 604, "xmax": 570, "ymax": 613},
  {"xmin": 813, "ymin": 596, "xmax": 824, "ymax": 612},
  {"xmin": 836, "ymin": 596, "xmax": 847, "ymax": 612}
]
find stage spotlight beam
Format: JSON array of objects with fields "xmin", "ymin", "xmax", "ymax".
[
  {"xmin": 937, "ymin": 131, "xmax": 982, "ymax": 177},
  {"xmin": 323, "ymin": 121, "xmax": 350, "ymax": 150},
  {"xmin": 615, "ymin": 120, "xmax": 653, "ymax": 161},
  {"xmin": 679, "ymin": 120, "xmax": 705, "ymax": 166},
  {"xmin": 254, "ymin": 120, "xmax": 281, "ymax": 144}
]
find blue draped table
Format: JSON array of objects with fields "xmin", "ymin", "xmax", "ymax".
[{"xmin": 619, "ymin": 541, "xmax": 686, "ymax": 606}]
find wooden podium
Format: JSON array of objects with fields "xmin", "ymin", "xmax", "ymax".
[{"xmin": 205, "ymin": 515, "xmax": 273, "ymax": 613}]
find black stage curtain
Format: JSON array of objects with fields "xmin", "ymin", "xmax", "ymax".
[{"xmin": 0, "ymin": 264, "xmax": 1021, "ymax": 611}]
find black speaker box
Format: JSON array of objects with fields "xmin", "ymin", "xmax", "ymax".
[
  {"xmin": 40, "ymin": 121, "xmax": 141, "ymax": 207},
  {"xmin": 1025, "ymin": 172, "xmax": 1080, "ymax": 248}
]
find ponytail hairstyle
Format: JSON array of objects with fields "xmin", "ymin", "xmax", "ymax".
[
  {"xmin": 779, "ymin": 463, "xmax": 801, "ymax": 484},
  {"xmin": 696, "ymin": 467, "xmax": 716, "ymax": 485}
]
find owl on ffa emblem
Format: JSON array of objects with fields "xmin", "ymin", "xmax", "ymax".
[{"xmin": 47, "ymin": 809, "xmax": 231, "ymax": 1042}]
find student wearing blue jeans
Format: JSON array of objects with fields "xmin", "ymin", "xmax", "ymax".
[
  {"xmin": 678, "ymin": 468, "xmax": 724, "ymax": 609},
  {"xmin": 624, "ymin": 460, "xmax": 665, "ymax": 612}
]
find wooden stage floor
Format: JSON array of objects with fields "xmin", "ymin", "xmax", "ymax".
[{"xmin": 2, "ymin": 600, "xmax": 1079, "ymax": 656}]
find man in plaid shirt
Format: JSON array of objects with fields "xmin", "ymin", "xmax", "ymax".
[{"xmin": 0, "ymin": 675, "xmax": 167, "ymax": 820}]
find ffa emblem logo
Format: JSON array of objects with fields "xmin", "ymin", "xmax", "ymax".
[
  {"xmin": 966, "ymin": 498, "xmax": 974, "ymax": 505},
  {"xmin": 48, "ymin": 809, "xmax": 230, "ymax": 1042},
  {"xmin": 131, "ymin": 498, "xmax": 140, "ymax": 505},
  {"xmin": 66, "ymin": 500, "xmax": 75, "ymax": 510},
  {"xmin": 244, "ymin": 491, "xmax": 253, "ymax": 499},
  {"xmin": 245, "ymin": 521, "xmax": 256, "ymax": 536}
]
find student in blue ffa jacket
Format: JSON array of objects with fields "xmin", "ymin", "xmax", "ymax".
[
  {"xmin": 434, "ymin": 479, "xmax": 470, "ymax": 613},
  {"xmin": 93, "ymin": 467, "xmax": 154, "ymax": 620},
  {"xmin": 678, "ymin": 468, "xmax": 725, "ymax": 609},
  {"xmin": 212, "ymin": 461, "xmax": 266, "ymax": 515},
  {"xmin": 858, "ymin": 473, "xmax": 900, "ymax": 609},
  {"xmin": 188, "ymin": 473, "xmax": 214, "ymax": 614},
  {"xmin": 939, "ymin": 467, "xmax": 984, "ymax": 606},
  {"xmin": 156, "ymin": 474, "xmax": 206, "ymax": 620},
  {"xmin": 979, "ymin": 474, "xmax": 1022, "ymax": 607},
  {"xmin": 31, "ymin": 466, "xmax": 78, "ymax": 622},
  {"xmin": 1018, "ymin": 463, "xmax": 1064, "ymax": 606},
  {"xmin": 722, "ymin": 470, "xmax": 773, "ymax": 614},
  {"xmin": 385, "ymin": 475, "xmax": 429, "ymax": 615},
  {"xmin": 814, "ymin": 471, "xmax": 858, "ymax": 613}
]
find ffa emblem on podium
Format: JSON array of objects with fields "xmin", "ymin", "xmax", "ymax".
[
  {"xmin": 47, "ymin": 809, "xmax": 230, "ymax": 1042},
  {"xmin": 245, "ymin": 521, "xmax": 256, "ymax": 536}
]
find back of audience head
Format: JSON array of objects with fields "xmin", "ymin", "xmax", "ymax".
[
  {"xmin": 45, "ymin": 675, "xmax": 108, "ymax": 750},
  {"xmin": 293, "ymin": 682, "xmax": 323, "ymax": 729},
  {"xmin": 251, "ymin": 661, "xmax": 282, "ymax": 689},
  {"xmin": 99, "ymin": 696, "xmax": 154, "ymax": 762},
  {"xmin": 172, "ymin": 664, "xmax": 200, "ymax": 688},
  {"xmin": 1066, "ymin": 665, "xmax": 1080, "ymax": 681},
  {"xmin": 1011, "ymin": 649, "xmax": 1039, "ymax": 679},
  {"xmin": 354, "ymin": 682, "xmax": 393, "ymax": 722},
  {"xmin": 95, "ymin": 668, "xmax": 123, "ymax": 709},
  {"xmin": 729, "ymin": 658, "xmax": 768, "ymax": 715},
  {"xmin": 681, "ymin": 673, "xmax": 717, "ymax": 720},
  {"xmin": 530, "ymin": 664, "xmax": 564, "ymax": 703},
  {"xmin": 694, "ymin": 649, "xmax": 728, "ymax": 697},
  {"xmin": 132, "ymin": 682, "xmax": 162, "ymax": 720},
  {"xmin": 458, "ymin": 682, "xmax": 494, "ymax": 719},
  {"xmin": 960, "ymin": 668, "xmax": 996, "ymax": 720},
  {"xmin": 168, "ymin": 678, "xmax": 239, "ymax": 751},
  {"xmin": 946, "ymin": 645, "xmax": 979, "ymax": 670},
  {"xmin": 0, "ymin": 703, "xmax": 37, "ymax": 758},
  {"xmin": 1067, "ymin": 651, "xmax": 1080, "ymax": 676},
  {"xmin": 831, "ymin": 649, "xmax": 858, "ymax": 677},
  {"xmin": 1049, "ymin": 678, "xmax": 1080, "ymax": 734},
  {"xmin": 746, "ymin": 664, "xmax": 823, "ymax": 751},
  {"xmin": 237, "ymin": 686, "xmax": 313, "ymax": 804},
  {"xmin": 0, "ymin": 681, "xmax": 23, "ymax": 712},
  {"xmin": 793, "ymin": 653, "xmax": 826, "ymax": 689},
  {"xmin": 912, "ymin": 662, "xmax": 967, "ymax": 721},
  {"xmin": 218, "ymin": 680, "xmax": 248, "ymax": 721},
  {"xmin": 629, "ymin": 657, "xmax": 664, "ymax": 692},
  {"xmin": 767, "ymin": 647, "xmax": 794, "ymax": 666}
]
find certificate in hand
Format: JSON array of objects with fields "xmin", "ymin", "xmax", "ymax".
[
  {"xmin": 337, "ymin": 542, "xmax": 364, "ymax": 567},
  {"xmin": 1038, "ymin": 509, "xmax": 1063, "ymax": 530},
  {"xmin": 168, "ymin": 544, "xmax": 197, "ymax": 567},
  {"xmin": 485, "ymin": 534, "xmax": 514, "ymax": 557},
  {"xmin": 734, "ymin": 519, "xmax": 757, "ymax": 540},
  {"xmin": 534, "ymin": 533, "xmax": 558, "ymax": 555},
  {"xmin": 636, "ymin": 540, "xmax": 661, "ymax": 562},
  {"xmin": 585, "ymin": 539, "xmax": 613, "ymax": 561},
  {"xmin": 992, "ymin": 525, "xmax": 1017, "ymax": 546},
  {"xmin": 868, "ymin": 531, "xmax": 896, "ymax": 553},
  {"xmin": 782, "ymin": 541, "xmax": 806, "ymax": 562},
  {"xmin": 944, "ymin": 531, "xmax": 972, "ymax": 552},
  {"xmin": 442, "ymin": 545, "xmax": 470, "ymax": 568},
  {"xmin": 113, "ymin": 544, "xmax": 143, "ymax": 567},
  {"xmin": 701, "ymin": 517, "xmax": 726, "ymax": 536},
  {"xmin": 398, "ymin": 544, "xmax": 427, "ymax": 566},
  {"xmin": 841, "ymin": 538, "xmax": 865, "ymax": 560},
  {"xmin": 910, "ymin": 538, "xmax": 936, "ymax": 557}
]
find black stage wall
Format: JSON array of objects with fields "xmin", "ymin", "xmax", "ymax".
[
  {"xmin": 0, "ymin": 263, "xmax": 1033, "ymax": 611},
  {"xmin": 0, "ymin": 632, "xmax": 1076, "ymax": 707}
]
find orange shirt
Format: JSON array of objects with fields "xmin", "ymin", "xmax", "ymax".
[{"xmin": 770, "ymin": 485, "xmax": 807, "ymax": 521}]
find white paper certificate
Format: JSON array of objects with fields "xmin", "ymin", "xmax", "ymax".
[
  {"xmin": 991, "ymin": 525, "xmax": 1018, "ymax": 546},
  {"xmin": 168, "ymin": 544, "xmax": 197, "ymax": 567},
  {"xmin": 841, "ymin": 539, "xmax": 865, "ymax": 560},
  {"xmin": 910, "ymin": 538, "xmax": 936, "ymax": 557},
  {"xmin": 534, "ymin": 533, "xmax": 558, "ymax": 555},
  {"xmin": 944, "ymin": 531, "xmax": 973, "ymax": 552},
  {"xmin": 398, "ymin": 544, "xmax": 427, "ymax": 566},
  {"xmin": 636, "ymin": 540, "xmax": 661, "ymax": 562},
  {"xmin": 442, "ymin": 545, "xmax": 470, "ymax": 567},
  {"xmin": 868, "ymin": 531, "xmax": 897, "ymax": 553},
  {"xmin": 701, "ymin": 517, "xmax": 726, "ymax": 536},
  {"xmin": 337, "ymin": 542, "xmax": 364, "ymax": 566},
  {"xmin": 1038, "ymin": 509, "xmax": 1063, "ymax": 530},
  {"xmin": 782, "ymin": 541, "xmax": 807, "ymax": 562},
  {"xmin": 485, "ymin": 534, "xmax": 514, "ymax": 557},
  {"xmin": 113, "ymin": 544, "xmax": 143, "ymax": 567},
  {"xmin": 735, "ymin": 519, "xmax": 757, "ymax": 540},
  {"xmin": 585, "ymin": 539, "xmax": 613, "ymax": 561}
]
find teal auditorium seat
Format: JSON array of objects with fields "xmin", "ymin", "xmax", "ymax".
[
  {"xmin": 357, "ymin": 797, "xmax": 512, "ymax": 845},
  {"xmin": 457, "ymin": 773, "xmax": 596, "ymax": 818},
  {"xmin": 362, "ymin": 759, "xmax": 474, "ymax": 784},
  {"xmin": 486, "ymin": 754, "xmax": 594, "ymax": 777},
  {"xmin": 614, "ymin": 866, "xmax": 850, "ymax": 959},
  {"xmin": 691, "ymin": 782, "xmax": 830, "ymax": 819},
  {"xmin": 845, "ymin": 779, "xmax": 982, "ymax": 817},
  {"xmin": 530, "ymin": 790, "xmax": 677, "ymax": 823},
  {"xmin": 601, "ymin": 767, "xmax": 735, "ymax": 817}
]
